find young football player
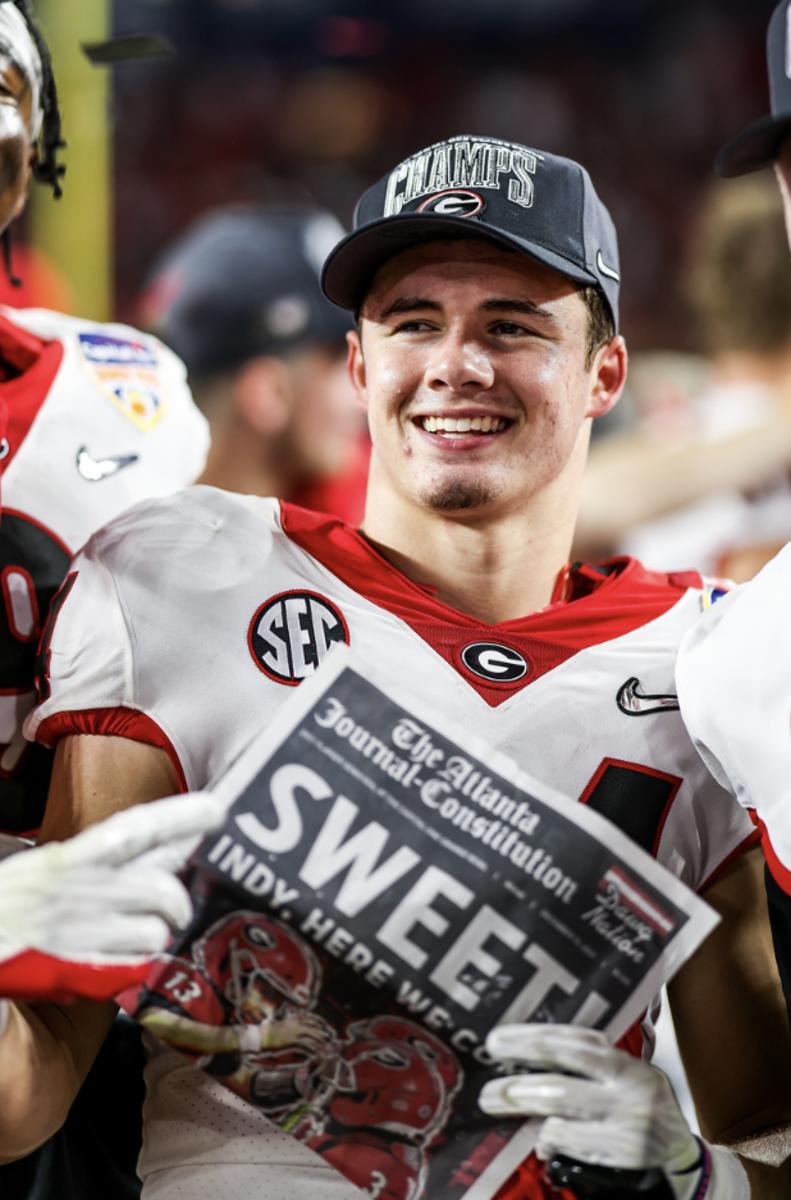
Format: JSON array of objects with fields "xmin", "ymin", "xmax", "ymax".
[{"xmin": 7, "ymin": 135, "xmax": 791, "ymax": 1198}]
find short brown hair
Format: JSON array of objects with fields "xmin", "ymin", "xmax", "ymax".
[{"xmin": 580, "ymin": 285, "xmax": 615, "ymax": 367}]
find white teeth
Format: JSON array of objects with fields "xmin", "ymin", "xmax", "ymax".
[{"xmin": 420, "ymin": 415, "xmax": 506, "ymax": 434}]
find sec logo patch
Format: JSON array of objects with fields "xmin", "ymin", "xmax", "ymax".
[
  {"xmin": 248, "ymin": 590, "xmax": 349, "ymax": 685},
  {"xmin": 460, "ymin": 641, "xmax": 528, "ymax": 683}
]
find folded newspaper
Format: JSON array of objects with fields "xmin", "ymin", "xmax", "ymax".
[{"xmin": 121, "ymin": 647, "xmax": 719, "ymax": 1199}]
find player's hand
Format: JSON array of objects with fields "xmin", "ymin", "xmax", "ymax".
[
  {"xmin": 0, "ymin": 791, "xmax": 222, "ymax": 1003},
  {"xmin": 479, "ymin": 1025, "xmax": 748, "ymax": 1199},
  {"xmin": 257, "ymin": 1010, "xmax": 333, "ymax": 1053}
]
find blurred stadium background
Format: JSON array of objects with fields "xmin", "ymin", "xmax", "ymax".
[{"xmin": 25, "ymin": 0, "xmax": 777, "ymax": 347}]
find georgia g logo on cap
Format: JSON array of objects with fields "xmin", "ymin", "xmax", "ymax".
[{"xmin": 416, "ymin": 189, "xmax": 485, "ymax": 218}]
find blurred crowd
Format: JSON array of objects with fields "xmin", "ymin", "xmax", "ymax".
[
  {"xmin": 108, "ymin": 0, "xmax": 772, "ymax": 347},
  {"xmin": 577, "ymin": 173, "xmax": 791, "ymax": 582}
]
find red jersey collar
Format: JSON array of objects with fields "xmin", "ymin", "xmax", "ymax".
[{"xmin": 278, "ymin": 500, "xmax": 700, "ymax": 706}]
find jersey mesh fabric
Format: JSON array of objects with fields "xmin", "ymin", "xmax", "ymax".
[{"xmin": 139, "ymin": 1041, "xmax": 361, "ymax": 1197}]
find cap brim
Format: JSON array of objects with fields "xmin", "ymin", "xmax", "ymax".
[
  {"xmin": 321, "ymin": 214, "xmax": 599, "ymax": 311},
  {"xmin": 715, "ymin": 112, "xmax": 791, "ymax": 177}
]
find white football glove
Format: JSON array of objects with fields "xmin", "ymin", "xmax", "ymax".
[
  {"xmin": 479, "ymin": 1025, "xmax": 749, "ymax": 1199},
  {"xmin": 0, "ymin": 791, "xmax": 221, "ymax": 1004}
]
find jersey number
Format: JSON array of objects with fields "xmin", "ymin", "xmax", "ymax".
[{"xmin": 580, "ymin": 757, "xmax": 681, "ymax": 856}]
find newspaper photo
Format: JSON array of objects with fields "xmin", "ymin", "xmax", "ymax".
[{"xmin": 121, "ymin": 647, "xmax": 719, "ymax": 1199}]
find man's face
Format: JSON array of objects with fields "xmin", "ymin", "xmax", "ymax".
[
  {"xmin": 0, "ymin": 58, "xmax": 33, "ymax": 234},
  {"xmin": 347, "ymin": 239, "xmax": 624, "ymax": 521}
]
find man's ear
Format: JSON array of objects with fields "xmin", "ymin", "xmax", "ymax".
[
  {"xmin": 585, "ymin": 335, "xmax": 628, "ymax": 420},
  {"xmin": 346, "ymin": 327, "xmax": 368, "ymax": 412},
  {"xmin": 231, "ymin": 356, "xmax": 292, "ymax": 436}
]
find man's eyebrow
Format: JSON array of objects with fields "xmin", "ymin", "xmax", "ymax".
[
  {"xmin": 380, "ymin": 296, "xmax": 442, "ymax": 319},
  {"xmin": 376, "ymin": 295, "xmax": 560, "ymax": 323},
  {"xmin": 482, "ymin": 298, "xmax": 558, "ymax": 323}
]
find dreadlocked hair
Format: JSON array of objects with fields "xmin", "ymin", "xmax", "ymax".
[{"xmin": 11, "ymin": 0, "xmax": 65, "ymax": 199}]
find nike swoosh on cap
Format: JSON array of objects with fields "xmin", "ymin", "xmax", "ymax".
[{"xmin": 596, "ymin": 250, "xmax": 620, "ymax": 282}]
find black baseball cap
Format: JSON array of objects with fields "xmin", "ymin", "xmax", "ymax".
[
  {"xmin": 716, "ymin": 1, "xmax": 791, "ymax": 176},
  {"xmin": 139, "ymin": 205, "xmax": 352, "ymax": 375},
  {"xmin": 321, "ymin": 135, "xmax": 621, "ymax": 332}
]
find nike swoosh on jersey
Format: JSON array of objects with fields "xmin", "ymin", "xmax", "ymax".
[
  {"xmin": 616, "ymin": 676, "xmax": 679, "ymax": 716},
  {"xmin": 76, "ymin": 446, "xmax": 140, "ymax": 481}
]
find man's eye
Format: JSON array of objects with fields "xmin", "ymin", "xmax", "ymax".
[
  {"xmin": 490, "ymin": 321, "xmax": 530, "ymax": 336},
  {"xmin": 393, "ymin": 319, "xmax": 436, "ymax": 333}
]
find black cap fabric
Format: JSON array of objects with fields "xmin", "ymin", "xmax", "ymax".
[
  {"xmin": 321, "ymin": 135, "xmax": 621, "ymax": 331},
  {"xmin": 139, "ymin": 205, "xmax": 352, "ymax": 375},
  {"xmin": 716, "ymin": 1, "xmax": 791, "ymax": 176}
]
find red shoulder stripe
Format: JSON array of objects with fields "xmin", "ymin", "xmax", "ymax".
[{"xmin": 748, "ymin": 810, "xmax": 791, "ymax": 895}]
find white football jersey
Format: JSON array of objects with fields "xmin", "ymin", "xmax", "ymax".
[
  {"xmin": 0, "ymin": 306, "xmax": 209, "ymax": 833},
  {"xmin": 26, "ymin": 486, "xmax": 754, "ymax": 1198},
  {"xmin": 677, "ymin": 542, "xmax": 791, "ymax": 891}
]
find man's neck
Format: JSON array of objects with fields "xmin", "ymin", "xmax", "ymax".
[{"xmin": 360, "ymin": 476, "xmax": 579, "ymax": 624}]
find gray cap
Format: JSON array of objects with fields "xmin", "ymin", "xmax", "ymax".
[
  {"xmin": 140, "ymin": 204, "xmax": 352, "ymax": 375},
  {"xmin": 716, "ymin": 1, "xmax": 791, "ymax": 176},
  {"xmin": 321, "ymin": 134, "xmax": 621, "ymax": 331}
]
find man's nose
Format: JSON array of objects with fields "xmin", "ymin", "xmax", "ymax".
[{"xmin": 425, "ymin": 334, "xmax": 495, "ymax": 393}]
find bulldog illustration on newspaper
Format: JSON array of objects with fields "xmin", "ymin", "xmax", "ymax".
[{"xmin": 121, "ymin": 647, "xmax": 718, "ymax": 1200}]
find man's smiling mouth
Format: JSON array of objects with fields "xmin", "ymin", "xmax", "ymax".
[{"xmin": 414, "ymin": 415, "xmax": 511, "ymax": 435}]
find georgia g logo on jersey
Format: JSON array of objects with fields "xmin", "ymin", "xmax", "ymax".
[
  {"xmin": 248, "ymin": 590, "xmax": 349, "ymax": 686},
  {"xmin": 460, "ymin": 641, "xmax": 528, "ymax": 683}
]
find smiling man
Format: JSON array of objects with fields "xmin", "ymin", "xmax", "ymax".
[
  {"xmin": 5, "ymin": 135, "xmax": 791, "ymax": 1198},
  {"xmin": 333, "ymin": 241, "xmax": 621, "ymax": 622}
]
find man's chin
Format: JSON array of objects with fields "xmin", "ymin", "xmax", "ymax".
[{"xmin": 420, "ymin": 479, "xmax": 496, "ymax": 513}]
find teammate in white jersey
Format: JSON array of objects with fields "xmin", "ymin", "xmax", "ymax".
[
  {"xmin": 0, "ymin": 305, "xmax": 209, "ymax": 832},
  {"xmin": 0, "ymin": 6, "xmax": 209, "ymax": 1199},
  {"xmin": 678, "ymin": 0, "xmax": 791, "ymax": 880},
  {"xmin": 0, "ymin": 4, "xmax": 209, "ymax": 836},
  {"xmin": 673, "ymin": 0, "xmax": 791, "ymax": 1036},
  {"xmin": 5, "ymin": 135, "xmax": 791, "ymax": 1199},
  {"xmin": 0, "ymin": 5, "xmax": 209, "ymax": 897}
]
